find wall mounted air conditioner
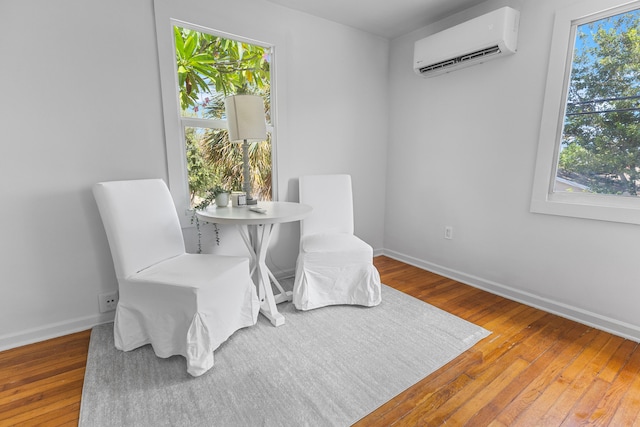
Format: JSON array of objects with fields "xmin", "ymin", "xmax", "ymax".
[{"xmin": 413, "ymin": 6, "xmax": 520, "ymax": 77}]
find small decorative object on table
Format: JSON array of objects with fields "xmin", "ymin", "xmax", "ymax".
[
  {"xmin": 232, "ymin": 191, "xmax": 247, "ymax": 207},
  {"xmin": 194, "ymin": 185, "xmax": 231, "ymax": 210},
  {"xmin": 215, "ymin": 191, "xmax": 229, "ymax": 207}
]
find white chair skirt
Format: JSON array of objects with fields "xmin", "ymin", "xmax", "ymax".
[
  {"xmin": 293, "ymin": 233, "xmax": 381, "ymax": 311},
  {"xmin": 113, "ymin": 254, "xmax": 259, "ymax": 377}
]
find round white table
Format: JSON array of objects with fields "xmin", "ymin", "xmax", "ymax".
[{"xmin": 196, "ymin": 201, "xmax": 313, "ymax": 326}]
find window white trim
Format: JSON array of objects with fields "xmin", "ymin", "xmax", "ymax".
[
  {"xmin": 530, "ymin": 0, "xmax": 640, "ymax": 225},
  {"xmin": 181, "ymin": 117, "xmax": 227, "ymax": 129},
  {"xmin": 154, "ymin": 5, "xmax": 279, "ymax": 227}
]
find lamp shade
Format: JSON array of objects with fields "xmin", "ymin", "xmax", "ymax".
[{"xmin": 224, "ymin": 95, "xmax": 267, "ymax": 142}]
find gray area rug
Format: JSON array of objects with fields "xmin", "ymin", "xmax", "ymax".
[{"xmin": 80, "ymin": 285, "xmax": 489, "ymax": 427}]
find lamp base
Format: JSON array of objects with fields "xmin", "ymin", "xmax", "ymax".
[{"xmin": 246, "ymin": 197, "xmax": 258, "ymax": 205}]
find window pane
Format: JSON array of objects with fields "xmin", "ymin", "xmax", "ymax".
[
  {"xmin": 174, "ymin": 26, "xmax": 271, "ymax": 120},
  {"xmin": 173, "ymin": 26, "xmax": 273, "ymax": 206},
  {"xmin": 186, "ymin": 127, "xmax": 272, "ymax": 209},
  {"xmin": 555, "ymin": 8, "xmax": 640, "ymax": 197}
]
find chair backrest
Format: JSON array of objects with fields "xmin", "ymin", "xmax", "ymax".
[
  {"xmin": 93, "ymin": 179, "xmax": 186, "ymax": 279},
  {"xmin": 299, "ymin": 174, "xmax": 354, "ymax": 237}
]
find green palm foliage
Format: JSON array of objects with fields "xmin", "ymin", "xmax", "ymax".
[
  {"xmin": 205, "ymin": 129, "xmax": 273, "ymax": 201},
  {"xmin": 174, "ymin": 26, "xmax": 272, "ymax": 203}
]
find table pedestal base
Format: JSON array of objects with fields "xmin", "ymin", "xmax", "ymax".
[
  {"xmin": 238, "ymin": 223, "xmax": 292, "ymax": 326},
  {"xmin": 196, "ymin": 201, "xmax": 312, "ymax": 327}
]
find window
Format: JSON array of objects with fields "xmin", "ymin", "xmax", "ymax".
[
  {"xmin": 531, "ymin": 0, "xmax": 640, "ymax": 224},
  {"xmin": 155, "ymin": 17, "xmax": 276, "ymax": 225},
  {"xmin": 173, "ymin": 26, "xmax": 273, "ymax": 209}
]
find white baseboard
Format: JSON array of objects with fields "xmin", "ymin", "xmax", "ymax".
[
  {"xmin": 381, "ymin": 249, "xmax": 640, "ymax": 343},
  {"xmin": 7, "ymin": 249, "xmax": 636, "ymax": 352},
  {"xmin": 0, "ymin": 312, "xmax": 114, "ymax": 352},
  {"xmin": 0, "ymin": 269, "xmax": 296, "ymax": 353}
]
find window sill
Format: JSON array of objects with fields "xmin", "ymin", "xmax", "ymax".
[{"xmin": 530, "ymin": 192, "xmax": 640, "ymax": 225}]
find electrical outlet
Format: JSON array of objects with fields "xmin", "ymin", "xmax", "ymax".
[
  {"xmin": 444, "ymin": 226, "xmax": 453, "ymax": 240},
  {"xmin": 99, "ymin": 291, "xmax": 119, "ymax": 313}
]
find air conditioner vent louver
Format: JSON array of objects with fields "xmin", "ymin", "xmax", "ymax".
[
  {"xmin": 460, "ymin": 45, "xmax": 501, "ymax": 62},
  {"xmin": 418, "ymin": 45, "xmax": 501, "ymax": 74},
  {"xmin": 413, "ymin": 7, "xmax": 519, "ymax": 77}
]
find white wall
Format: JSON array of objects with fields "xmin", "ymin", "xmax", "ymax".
[
  {"xmin": 0, "ymin": 0, "xmax": 388, "ymax": 350},
  {"xmin": 6, "ymin": 0, "xmax": 638, "ymax": 351},
  {"xmin": 385, "ymin": 0, "xmax": 640, "ymax": 340}
]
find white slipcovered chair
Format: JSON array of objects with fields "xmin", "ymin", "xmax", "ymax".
[
  {"xmin": 93, "ymin": 179, "xmax": 259, "ymax": 377},
  {"xmin": 293, "ymin": 174, "xmax": 381, "ymax": 311}
]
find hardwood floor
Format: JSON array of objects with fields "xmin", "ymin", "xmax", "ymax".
[
  {"xmin": 1, "ymin": 256, "xmax": 640, "ymax": 426},
  {"xmin": 0, "ymin": 329, "xmax": 90, "ymax": 426}
]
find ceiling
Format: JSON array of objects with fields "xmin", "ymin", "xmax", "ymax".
[{"xmin": 265, "ymin": 0, "xmax": 489, "ymax": 39}]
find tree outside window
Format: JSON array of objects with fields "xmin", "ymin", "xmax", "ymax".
[
  {"xmin": 556, "ymin": 8, "xmax": 640, "ymax": 196},
  {"xmin": 173, "ymin": 26, "xmax": 272, "ymax": 206}
]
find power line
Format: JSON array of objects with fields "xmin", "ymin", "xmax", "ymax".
[
  {"xmin": 566, "ymin": 106, "xmax": 640, "ymax": 116},
  {"xmin": 568, "ymin": 94, "xmax": 640, "ymax": 105}
]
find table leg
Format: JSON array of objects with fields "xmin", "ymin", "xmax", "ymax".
[
  {"xmin": 237, "ymin": 225, "xmax": 257, "ymax": 277},
  {"xmin": 237, "ymin": 224, "xmax": 290, "ymax": 326}
]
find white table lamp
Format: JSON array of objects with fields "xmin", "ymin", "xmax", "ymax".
[{"xmin": 224, "ymin": 94, "xmax": 267, "ymax": 205}]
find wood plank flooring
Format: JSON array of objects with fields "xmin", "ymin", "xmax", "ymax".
[
  {"xmin": 1, "ymin": 255, "xmax": 639, "ymax": 426},
  {"xmin": 0, "ymin": 329, "xmax": 90, "ymax": 426}
]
